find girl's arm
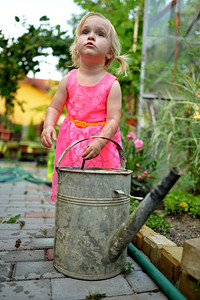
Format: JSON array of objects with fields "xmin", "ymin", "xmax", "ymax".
[
  {"xmin": 41, "ymin": 76, "xmax": 68, "ymax": 148},
  {"xmin": 82, "ymin": 80, "xmax": 122, "ymax": 159}
]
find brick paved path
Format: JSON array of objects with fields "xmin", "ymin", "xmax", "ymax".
[{"xmin": 0, "ymin": 162, "xmax": 169, "ymax": 300}]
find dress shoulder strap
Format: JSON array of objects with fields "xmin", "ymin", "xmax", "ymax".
[
  {"xmin": 101, "ymin": 72, "xmax": 118, "ymax": 96},
  {"xmin": 66, "ymin": 69, "xmax": 77, "ymax": 94},
  {"xmin": 107, "ymin": 73, "xmax": 118, "ymax": 82},
  {"xmin": 67, "ymin": 69, "xmax": 77, "ymax": 80}
]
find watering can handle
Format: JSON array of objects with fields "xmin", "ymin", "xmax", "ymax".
[{"xmin": 56, "ymin": 136, "xmax": 126, "ymax": 170}]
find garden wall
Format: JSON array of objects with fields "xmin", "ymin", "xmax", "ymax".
[{"xmin": 132, "ymin": 225, "xmax": 200, "ymax": 300}]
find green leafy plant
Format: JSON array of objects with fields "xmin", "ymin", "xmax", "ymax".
[
  {"xmin": 130, "ymin": 199, "xmax": 170, "ymax": 233},
  {"xmin": 121, "ymin": 124, "xmax": 157, "ymax": 197},
  {"xmin": 13, "ymin": 123, "xmax": 23, "ymax": 133},
  {"xmin": 26, "ymin": 119, "xmax": 37, "ymax": 141},
  {"xmin": 130, "ymin": 198, "xmax": 140, "ymax": 213},
  {"xmin": 3, "ymin": 214, "xmax": 21, "ymax": 224},
  {"xmin": 43, "ymin": 229, "xmax": 48, "ymax": 237},
  {"xmin": 0, "ymin": 16, "xmax": 72, "ymax": 116},
  {"xmin": 164, "ymin": 190, "xmax": 200, "ymax": 218},
  {"xmin": 146, "ymin": 211, "xmax": 171, "ymax": 234},
  {"xmin": 121, "ymin": 262, "xmax": 135, "ymax": 277},
  {"xmin": 85, "ymin": 292, "xmax": 106, "ymax": 300},
  {"xmin": 190, "ymin": 278, "xmax": 200, "ymax": 299},
  {"xmin": 19, "ymin": 221, "xmax": 25, "ymax": 229}
]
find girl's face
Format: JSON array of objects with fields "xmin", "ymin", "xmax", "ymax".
[{"xmin": 76, "ymin": 16, "xmax": 112, "ymax": 65}]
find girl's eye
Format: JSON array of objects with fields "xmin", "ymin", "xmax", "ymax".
[
  {"xmin": 98, "ymin": 32, "xmax": 104, "ymax": 37},
  {"xmin": 82, "ymin": 30, "xmax": 88, "ymax": 35}
]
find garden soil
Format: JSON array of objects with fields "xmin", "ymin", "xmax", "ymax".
[{"xmin": 157, "ymin": 212, "xmax": 200, "ymax": 246}]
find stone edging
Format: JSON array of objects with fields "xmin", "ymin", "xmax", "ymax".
[{"xmin": 132, "ymin": 225, "xmax": 200, "ymax": 300}]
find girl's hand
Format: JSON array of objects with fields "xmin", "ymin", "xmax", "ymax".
[
  {"xmin": 82, "ymin": 140, "xmax": 102, "ymax": 160},
  {"xmin": 41, "ymin": 126, "xmax": 57, "ymax": 149}
]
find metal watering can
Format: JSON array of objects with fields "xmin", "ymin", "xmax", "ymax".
[{"xmin": 53, "ymin": 137, "xmax": 181, "ymax": 280}]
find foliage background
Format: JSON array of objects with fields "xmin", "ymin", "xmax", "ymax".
[
  {"xmin": 1, "ymin": 0, "xmax": 200, "ymax": 197},
  {"xmin": 0, "ymin": 0, "xmax": 144, "ymax": 119}
]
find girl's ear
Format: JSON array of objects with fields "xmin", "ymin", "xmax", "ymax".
[
  {"xmin": 106, "ymin": 49, "xmax": 113, "ymax": 60},
  {"xmin": 75, "ymin": 45, "xmax": 79, "ymax": 55}
]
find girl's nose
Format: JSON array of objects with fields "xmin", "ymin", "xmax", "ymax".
[{"xmin": 88, "ymin": 32, "xmax": 95, "ymax": 41}]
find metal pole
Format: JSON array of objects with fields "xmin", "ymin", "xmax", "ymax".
[{"xmin": 137, "ymin": 0, "xmax": 148, "ymax": 137}]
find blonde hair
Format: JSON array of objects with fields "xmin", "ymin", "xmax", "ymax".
[{"xmin": 70, "ymin": 12, "xmax": 129, "ymax": 76}]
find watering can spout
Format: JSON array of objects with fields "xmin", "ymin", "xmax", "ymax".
[{"xmin": 108, "ymin": 167, "xmax": 181, "ymax": 263}]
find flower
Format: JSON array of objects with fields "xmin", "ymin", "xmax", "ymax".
[
  {"xmin": 195, "ymin": 91, "xmax": 200, "ymax": 98},
  {"xmin": 193, "ymin": 105, "xmax": 200, "ymax": 120},
  {"xmin": 127, "ymin": 131, "xmax": 136, "ymax": 140},
  {"xmin": 193, "ymin": 111, "xmax": 200, "ymax": 120},
  {"xmin": 137, "ymin": 148, "xmax": 142, "ymax": 153},
  {"xmin": 134, "ymin": 139, "xmax": 143, "ymax": 148},
  {"xmin": 178, "ymin": 201, "xmax": 188, "ymax": 212}
]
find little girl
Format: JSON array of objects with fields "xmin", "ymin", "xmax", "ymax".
[{"xmin": 41, "ymin": 12, "xmax": 129, "ymax": 202}]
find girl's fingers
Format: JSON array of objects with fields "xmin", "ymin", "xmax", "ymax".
[
  {"xmin": 82, "ymin": 148, "xmax": 91, "ymax": 159},
  {"xmin": 52, "ymin": 130, "xmax": 57, "ymax": 142},
  {"xmin": 41, "ymin": 134, "xmax": 52, "ymax": 149},
  {"xmin": 82, "ymin": 145, "xmax": 100, "ymax": 160},
  {"xmin": 83, "ymin": 152, "xmax": 96, "ymax": 160},
  {"xmin": 41, "ymin": 127, "xmax": 57, "ymax": 148}
]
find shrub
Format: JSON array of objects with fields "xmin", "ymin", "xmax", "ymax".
[
  {"xmin": 164, "ymin": 190, "xmax": 200, "ymax": 218},
  {"xmin": 121, "ymin": 125, "xmax": 157, "ymax": 197},
  {"xmin": 13, "ymin": 123, "xmax": 23, "ymax": 133},
  {"xmin": 130, "ymin": 199, "xmax": 170, "ymax": 234}
]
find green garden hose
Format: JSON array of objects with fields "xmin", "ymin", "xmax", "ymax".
[
  {"xmin": 0, "ymin": 166, "xmax": 52, "ymax": 186},
  {"xmin": 128, "ymin": 243, "xmax": 187, "ymax": 300}
]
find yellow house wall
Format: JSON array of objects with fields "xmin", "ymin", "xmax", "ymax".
[{"xmin": 0, "ymin": 82, "xmax": 52, "ymax": 126}]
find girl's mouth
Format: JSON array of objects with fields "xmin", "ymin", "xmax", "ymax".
[{"xmin": 85, "ymin": 42, "xmax": 95, "ymax": 47}]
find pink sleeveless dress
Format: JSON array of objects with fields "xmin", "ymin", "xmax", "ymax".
[{"xmin": 51, "ymin": 69, "xmax": 122, "ymax": 202}]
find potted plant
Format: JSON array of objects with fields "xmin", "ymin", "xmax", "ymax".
[
  {"xmin": 12, "ymin": 124, "xmax": 23, "ymax": 141},
  {"xmin": 0, "ymin": 116, "xmax": 13, "ymax": 142},
  {"xmin": 0, "ymin": 128, "xmax": 12, "ymax": 142}
]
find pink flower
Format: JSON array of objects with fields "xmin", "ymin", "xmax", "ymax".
[
  {"xmin": 134, "ymin": 139, "xmax": 143, "ymax": 148},
  {"xmin": 144, "ymin": 170, "xmax": 147, "ymax": 175},
  {"xmin": 127, "ymin": 131, "xmax": 136, "ymax": 140}
]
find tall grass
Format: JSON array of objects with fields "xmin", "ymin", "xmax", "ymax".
[{"xmin": 147, "ymin": 71, "xmax": 200, "ymax": 194}]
